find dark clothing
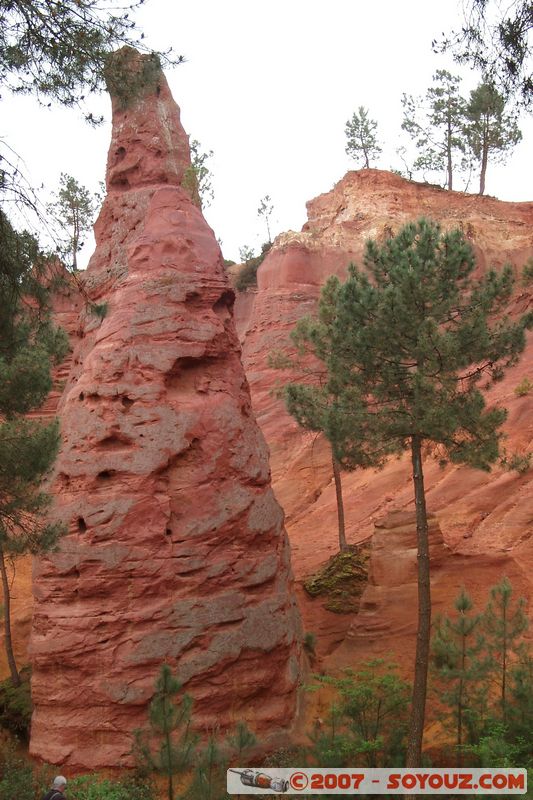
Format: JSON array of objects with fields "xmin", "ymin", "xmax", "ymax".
[{"xmin": 41, "ymin": 791, "xmax": 66, "ymax": 800}]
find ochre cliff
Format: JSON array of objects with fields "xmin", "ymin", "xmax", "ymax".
[
  {"xmin": 29, "ymin": 49, "xmax": 301, "ymax": 769},
  {"xmin": 235, "ymin": 169, "xmax": 533, "ymax": 662}
]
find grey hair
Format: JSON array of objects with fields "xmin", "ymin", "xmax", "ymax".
[{"xmin": 52, "ymin": 775, "xmax": 67, "ymax": 788}]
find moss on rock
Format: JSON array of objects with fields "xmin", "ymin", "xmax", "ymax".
[{"xmin": 303, "ymin": 544, "xmax": 370, "ymax": 614}]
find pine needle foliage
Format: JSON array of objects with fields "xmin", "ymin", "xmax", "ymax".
[
  {"xmin": 286, "ymin": 218, "xmax": 531, "ymax": 766},
  {"xmin": 134, "ymin": 665, "xmax": 197, "ymax": 800},
  {"xmin": 431, "ymin": 588, "xmax": 490, "ymax": 752},
  {"xmin": 482, "ymin": 577, "xmax": 529, "ymax": 725},
  {"xmin": 310, "ymin": 660, "xmax": 410, "ymax": 768},
  {"xmin": 345, "ymin": 106, "xmax": 382, "ymax": 169},
  {"xmin": 0, "ymin": 210, "xmax": 68, "ymax": 687}
]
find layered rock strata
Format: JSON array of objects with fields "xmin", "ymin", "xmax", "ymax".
[
  {"xmin": 235, "ymin": 169, "xmax": 533, "ymax": 661},
  {"xmin": 30, "ymin": 49, "xmax": 301, "ymax": 768}
]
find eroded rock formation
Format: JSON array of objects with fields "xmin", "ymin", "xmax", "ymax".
[
  {"xmin": 235, "ymin": 169, "xmax": 533, "ymax": 662},
  {"xmin": 29, "ymin": 49, "xmax": 301, "ymax": 768}
]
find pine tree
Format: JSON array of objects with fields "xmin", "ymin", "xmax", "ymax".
[
  {"xmin": 312, "ymin": 661, "xmax": 410, "ymax": 768},
  {"xmin": 437, "ymin": 0, "xmax": 532, "ymax": 108},
  {"xmin": 482, "ymin": 577, "xmax": 529, "ymax": 724},
  {"xmin": 0, "ymin": 1, "xmax": 179, "ymax": 110},
  {"xmin": 134, "ymin": 665, "xmax": 197, "ymax": 800},
  {"xmin": 431, "ymin": 588, "xmax": 489, "ymax": 753},
  {"xmin": 345, "ymin": 107, "xmax": 382, "ymax": 169},
  {"xmin": 182, "ymin": 140, "xmax": 215, "ymax": 211},
  {"xmin": 401, "ymin": 70, "xmax": 467, "ymax": 190},
  {"xmin": 257, "ymin": 195, "xmax": 274, "ymax": 244},
  {"xmin": 185, "ymin": 732, "xmax": 228, "ymax": 800},
  {"xmin": 226, "ymin": 721, "xmax": 256, "ymax": 765},
  {"xmin": 465, "ymin": 83, "xmax": 522, "ymax": 195},
  {"xmin": 48, "ymin": 173, "xmax": 98, "ymax": 271},
  {"xmin": 0, "ymin": 210, "xmax": 68, "ymax": 687},
  {"xmin": 287, "ymin": 218, "xmax": 531, "ymax": 766}
]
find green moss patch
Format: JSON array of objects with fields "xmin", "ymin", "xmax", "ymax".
[{"xmin": 303, "ymin": 544, "xmax": 370, "ymax": 614}]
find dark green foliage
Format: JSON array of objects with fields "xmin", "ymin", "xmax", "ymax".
[
  {"xmin": 309, "ymin": 661, "xmax": 410, "ymax": 768},
  {"xmin": 345, "ymin": 106, "xmax": 382, "ymax": 169},
  {"xmin": 0, "ymin": 0, "xmax": 178, "ymax": 110},
  {"xmin": 430, "ymin": 579, "xmax": 532, "ymax": 770},
  {"xmin": 234, "ymin": 243, "xmax": 271, "ymax": 291},
  {"xmin": 89, "ymin": 301, "xmax": 109, "ymax": 320},
  {"xmin": 0, "ymin": 745, "xmax": 153, "ymax": 800},
  {"xmin": 483, "ymin": 577, "xmax": 528, "ymax": 724},
  {"xmin": 134, "ymin": 664, "xmax": 197, "ymax": 800},
  {"xmin": 401, "ymin": 71, "xmax": 467, "ymax": 190},
  {"xmin": 431, "ymin": 589, "xmax": 490, "ymax": 750},
  {"xmin": 0, "ymin": 666, "xmax": 32, "ymax": 739},
  {"xmin": 48, "ymin": 173, "xmax": 98, "ymax": 271},
  {"xmin": 436, "ymin": 0, "xmax": 532, "ymax": 107},
  {"xmin": 288, "ymin": 217, "xmax": 530, "ymax": 765},
  {"xmin": 303, "ymin": 631, "xmax": 317, "ymax": 656},
  {"xmin": 521, "ymin": 258, "xmax": 533, "ymax": 286},
  {"xmin": 0, "ymin": 744, "xmax": 52, "ymax": 800},
  {"xmin": 68, "ymin": 773, "xmax": 155, "ymax": 800},
  {"xmin": 500, "ymin": 451, "xmax": 532, "ymax": 473},
  {"xmin": 226, "ymin": 720, "xmax": 256, "ymax": 763},
  {"xmin": 465, "ymin": 83, "xmax": 522, "ymax": 195},
  {"xmin": 103, "ymin": 46, "xmax": 162, "ymax": 110},
  {"xmin": 0, "ymin": 210, "xmax": 68, "ymax": 686},
  {"xmin": 185, "ymin": 733, "xmax": 228, "ymax": 800},
  {"xmin": 304, "ymin": 219, "xmax": 527, "ymax": 470}
]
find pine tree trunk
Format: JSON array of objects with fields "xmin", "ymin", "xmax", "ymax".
[
  {"xmin": 331, "ymin": 454, "xmax": 348, "ymax": 552},
  {"xmin": 502, "ymin": 600, "xmax": 507, "ymax": 724},
  {"xmin": 479, "ymin": 120, "xmax": 489, "ymax": 195},
  {"xmin": 458, "ymin": 632, "xmax": 465, "ymax": 764},
  {"xmin": 0, "ymin": 547, "xmax": 21, "ymax": 687},
  {"xmin": 447, "ymin": 115, "xmax": 453, "ymax": 190},
  {"xmin": 405, "ymin": 435, "xmax": 431, "ymax": 768}
]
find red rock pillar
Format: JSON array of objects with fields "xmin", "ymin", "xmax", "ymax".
[{"xmin": 30, "ymin": 48, "xmax": 301, "ymax": 769}]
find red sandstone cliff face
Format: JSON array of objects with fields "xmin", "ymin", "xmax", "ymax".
[
  {"xmin": 235, "ymin": 169, "xmax": 533, "ymax": 661},
  {"xmin": 29, "ymin": 50, "xmax": 301, "ymax": 769}
]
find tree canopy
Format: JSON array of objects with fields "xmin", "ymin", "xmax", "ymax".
[
  {"xmin": 0, "ymin": 0, "xmax": 180, "ymax": 110},
  {"xmin": 465, "ymin": 83, "xmax": 522, "ymax": 195},
  {"xmin": 401, "ymin": 71, "xmax": 467, "ymax": 190},
  {"xmin": 286, "ymin": 218, "xmax": 531, "ymax": 764},
  {"xmin": 436, "ymin": 0, "xmax": 532, "ymax": 108},
  {"xmin": 345, "ymin": 106, "xmax": 382, "ymax": 169},
  {"xmin": 0, "ymin": 210, "xmax": 68, "ymax": 686}
]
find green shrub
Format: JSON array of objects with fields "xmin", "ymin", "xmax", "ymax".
[
  {"xmin": 234, "ymin": 242, "xmax": 271, "ymax": 292},
  {"xmin": 0, "ymin": 745, "xmax": 52, "ymax": 800},
  {"xmin": 0, "ymin": 667, "xmax": 32, "ymax": 740},
  {"xmin": 89, "ymin": 302, "xmax": 108, "ymax": 320},
  {"xmin": 501, "ymin": 452, "xmax": 532, "ymax": 474},
  {"xmin": 68, "ymin": 773, "xmax": 154, "ymax": 800},
  {"xmin": 514, "ymin": 377, "xmax": 533, "ymax": 396},
  {"xmin": 521, "ymin": 258, "xmax": 533, "ymax": 286},
  {"xmin": 308, "ymin": 660, "xmax": 410, "ymax": 768},
  {"xmin": 303, "ymin": 631, "xmax": 317, "ymax": 656}
]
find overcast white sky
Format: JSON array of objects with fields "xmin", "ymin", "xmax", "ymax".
[{"xmin": 2, "ymin": 0, "xmax": 532, "ymax": 264}]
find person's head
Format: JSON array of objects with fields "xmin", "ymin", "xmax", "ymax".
[{"xmin": 52, "ymin": 776, "xmax": 67, "ymax": 792}]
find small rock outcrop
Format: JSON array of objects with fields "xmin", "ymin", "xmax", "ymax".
[{"xmin": 30, "ymin": 49, "xmax": 301, "ymax": 769}]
